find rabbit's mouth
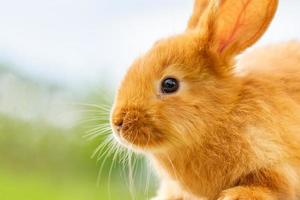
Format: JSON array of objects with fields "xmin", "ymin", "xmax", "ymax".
[{"xmin": 112, "ymin": 120, "xmax": 165, "ymax": 150}]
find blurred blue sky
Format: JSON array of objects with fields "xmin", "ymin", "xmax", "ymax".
[{"xmin": 0, "ymin": 0, "xmax": 299, "ymax": 90}]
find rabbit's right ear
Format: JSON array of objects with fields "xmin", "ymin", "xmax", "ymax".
[{"xmin": 187, "ymin": 0, "xmax": 210, "ymax": 30}]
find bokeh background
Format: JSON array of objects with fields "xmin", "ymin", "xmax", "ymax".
[{"xmin": 0, "ymin": 1, "xmax": 299, "ymax": 200}]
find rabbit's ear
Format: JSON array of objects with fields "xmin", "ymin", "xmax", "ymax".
[
  {"xmin": 203, "ymin": 0, "xmax": 278, "ymax": 57},
  {"xmin": 187, "ymin": 0, "xmax": 210, "ymax": 30}
]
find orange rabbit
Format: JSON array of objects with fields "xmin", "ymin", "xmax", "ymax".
[{"xmin": 110, "ymin": 0, "xmax": 300, "ymax": 199}]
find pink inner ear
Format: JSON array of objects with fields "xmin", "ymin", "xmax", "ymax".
[{"xmin": 218, "ymin": 0, "xmax": 252, "ymax": 53}]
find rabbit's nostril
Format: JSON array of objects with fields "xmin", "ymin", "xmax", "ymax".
[{"xmin": 113, "ymin": 118, "xmax": 123, "ymax": 130}]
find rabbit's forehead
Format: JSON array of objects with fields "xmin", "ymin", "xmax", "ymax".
[{"xmin": 138, "ymin": 35, "xmax": 205, "ymax": 75}]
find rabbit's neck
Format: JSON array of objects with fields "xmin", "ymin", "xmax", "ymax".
[{"xmin": 151, "ymin": 126, "xmax": 252, "ymax": 199}]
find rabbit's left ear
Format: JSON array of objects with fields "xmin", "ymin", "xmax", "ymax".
[{"xmin": 203, "ymin": 0, "xmax": 278, "ymax": 57}]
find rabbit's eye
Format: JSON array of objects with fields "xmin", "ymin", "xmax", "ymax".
[{"xmin": 161, "ymin": 77, "xmax": 179, "ymax": 94}]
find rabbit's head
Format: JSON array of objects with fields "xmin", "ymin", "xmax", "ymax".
[{"xmin": 111, "ymin": 0, "xmax": 278, "ymax": 152}]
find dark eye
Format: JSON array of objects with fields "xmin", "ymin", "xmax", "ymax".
[{"xmin": 161, "ymin": 77, "xmax": 179, "ymax": 94}]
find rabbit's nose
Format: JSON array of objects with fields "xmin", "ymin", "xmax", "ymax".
[{"xmin": 112, "ymin": 118, "xmax": 123, "ymax": 132}]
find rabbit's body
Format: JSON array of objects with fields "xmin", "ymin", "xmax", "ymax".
[
  {"xmin": 239, "ymin": 42, "xmax": 300, "ymax": 103},
  {"xmin": 151, "ymin": 42, "xmax": 300, "ymax": 200},
  {"xmin": 111, "ymin": 0, "xmax": 300, "ymax": 199}
]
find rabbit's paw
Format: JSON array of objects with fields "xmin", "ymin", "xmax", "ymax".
[
  {"xmin": 217, "ymin": 187, "xmax": 275, "ymax": 200},
  {"xmin": 217, "ymin": 192, "xmax": 251, "ymax": 200}
]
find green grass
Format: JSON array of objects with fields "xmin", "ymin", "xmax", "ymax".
[
  {"xmin": 0, "ymin": 114, "xmax": 155, "ymax": 200},
  {"xmin": 0, "ymin": 167, "xmax": 138, "ymax": 200}
]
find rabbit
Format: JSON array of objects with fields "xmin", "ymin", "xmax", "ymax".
[{"xmin": 110, "ymin": 0, "xmax": 300, "ymax": 199}]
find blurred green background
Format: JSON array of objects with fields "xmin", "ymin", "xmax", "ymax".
[{"xmin": 0, "ymin": 65, "xmax": 156, "ymax": 200}]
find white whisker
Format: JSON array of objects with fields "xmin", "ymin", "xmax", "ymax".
[
  {"xmin": 76, "ymin": 103, "xmax": 111, "ymax": 111},
  {"xmin": 86, "ymin": 131, "xmax": 111, "ymax": 141},
  {"xmin": 108, "ymin": 144, "xmax": 120, "ymax": 200},
  {"xmin": 84, "ymin": 127, "xmax": 111, "ymax": 138},
  {"xmin": 79, "ymin": 118, "xmax": 110, "ymax": 124},
  {"xmin": 128, "ymin": 152, "xmax": 136, "ymax": 200}
]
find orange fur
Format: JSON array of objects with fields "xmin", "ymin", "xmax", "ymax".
[
  {"xmin": 187, "ymin": 0, "xmax": 209, "ymax": 30},
  {"xmin": 111, "ymin": 0, "xmax": 300, "ymax": 199}
]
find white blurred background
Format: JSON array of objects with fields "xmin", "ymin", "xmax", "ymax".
[
  {"xmin": 0, "ymin": 0, "xmax": 299, "ymax": 91},
  {"xmin": 0, "ymin": 0, "xmax": 299, "ymax": 127}
]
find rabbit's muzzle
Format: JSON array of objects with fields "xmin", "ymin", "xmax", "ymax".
[{"xmin": 111, "ymin": 107, "xmax": 164, "ymax": 148}]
